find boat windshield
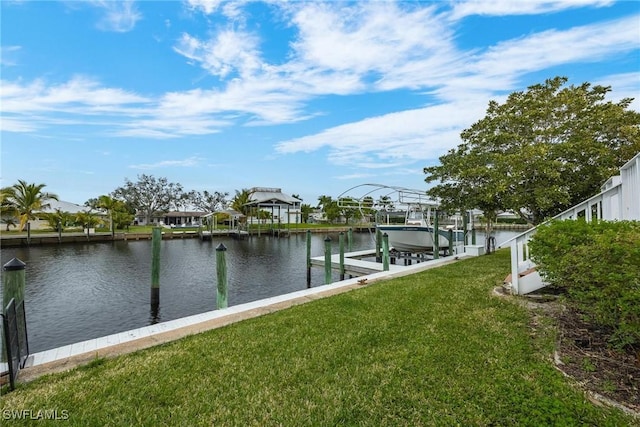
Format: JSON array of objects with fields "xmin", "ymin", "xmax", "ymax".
[
  {"xmin": 406, "ymin": 208, "xmax": 428, "ymax": 225},
  {"xmin": 408, "ymin": 210, "xmax": 424, "ymax": 221}
]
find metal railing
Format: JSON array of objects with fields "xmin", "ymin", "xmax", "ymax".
[{"xmin": 1, "ymin": 298, "xmax": 29, "ymax": 391}]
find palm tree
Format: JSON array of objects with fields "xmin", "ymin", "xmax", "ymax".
[
  {"xmin": 96, "ymin": 195, "xmax": 119, "ymax": 235},
  {"xmin": 43, "ymin": 209, "xmax": 72, "ymax": 232},
  {"xmin": 8, "ymin": 180, "xmax": 59, "ymax": 232},
  {"xmin": 231, "ymin": 189, "xmax": 253, "ymax": 216},
  {"xmin": 1, "ymin": 186, "xmax": 19, "ymax": 231},
  {"xmin": 74, "ymin": 211, "xmax": 103, "ymax": 231}
]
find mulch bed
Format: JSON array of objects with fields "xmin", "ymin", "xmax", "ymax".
[{"xmin": 553, "ymin": 304, "xmax": 640, "ymax": 414}]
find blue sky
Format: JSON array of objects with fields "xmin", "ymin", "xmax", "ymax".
[{"xmin": 1, "ymin": 0, "xmax": 639, "ymax": 206}]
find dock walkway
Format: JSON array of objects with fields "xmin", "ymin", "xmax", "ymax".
[{"xmin": 310, "ymin": 249, "xmax": 408, "ymax": 276}]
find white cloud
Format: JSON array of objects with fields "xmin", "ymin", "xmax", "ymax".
[
  {"xmin": 471, "ymin": 15, "xmax": 640, "ymax": 78},
  {"xmin": 185, "ymin": 0, "xmax": 249, "ymax": 19},
  {"xmin": 0, "ymin": 46, "xmax": 21, "ymax": 67},
  {"xmin": 0, "ymin": 76, "xmax": 150, "ymax": 133},
  {"xmin": 3, "ymin": 0, "xmax": 638, "ymax": 164},
  {"xmin": 289, "ymin": 2, "xmax": 451, "ymax": 76},
  {"xmin": 275, "ymin": 100, "xmax": 487, "ymax": 167},
  {"xmin": 448, "ymin": 0, "xmax": 615, "ymax": 21},
  {"xmin": 174, "ymin": 29, "xmax": 262, "ymax": 78},
  {"xmin": 272, "ymin": 8, "xmax": 639, "ymax": 167},
  {"xmin": 92, "ymin": 0, "xmax": 141, "ymax": 32},
  {"xmin": 1, "ymin": 76, "xmax": 147, "ymax": 112},
  {"xmin": 185, "ymin": 0, "xmax": 224, "ymax": 15},
  {"xmin": 129, "ymin": 156, "xmax": 204, "ymax": 170},
  {"xmin": 593, "ymin": 72, "xmax": 640, "ymax": 111},
  {"xmin": 0, "ymin": 116, "xmax": 38, "ymax": 132}
]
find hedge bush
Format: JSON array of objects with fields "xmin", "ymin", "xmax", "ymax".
[{"xmin": 529, "ymin": 220, "xmax": 640, "ymax": 350}]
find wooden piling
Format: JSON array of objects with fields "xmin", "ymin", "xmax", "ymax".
[
  {"xmin": 306, "ymin": 230, "xmax": 312, "ymax": 288},
  {"xmin": 462, "ymin": 211, "xmax": 469, "ymax": 246},
  {"xmin": 216, "ymin": 243, "xmax": 228, "ymax": 309},
  {"xmin": 324, "ymin": 236, "xmax": 332, "ymax": 284},
  {"xmin": 150, "ymin": 227, "xmax": 161, "ymax": 307},
  {"xmin": 339, "ymin": 232, "xmax": 345, "ymax": 281},
  {"xmin": 433, "ymin": 210, "xmax": 439, "ymax": 259},
  {"xmin": 382, "ymin": 233, "xmax": 390, "ymax": 271},
  {"xmin": 3, "ymin": 258, "xmax": 26, "ymax": 310}
]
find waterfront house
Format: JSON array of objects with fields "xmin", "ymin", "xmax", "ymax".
[{"xmin": 244, "ymin": 187, "xmax": 302, "ymax": 225}]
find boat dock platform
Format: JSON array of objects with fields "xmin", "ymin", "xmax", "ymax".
[
  {"xmin": 310, "ymin": 248, "xmax": 452, "ymax": 276},
  {"xmin": 311, "ymin": 249, "xmax": 401, "ymax": 276},
  {"xmin": 199, "ymin": 230, "xmax": 249, "ymax": 240}
]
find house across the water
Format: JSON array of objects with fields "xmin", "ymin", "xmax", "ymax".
[{"xmin": 244, "ymin": 187, "xmax": 302, "ymax": 225}]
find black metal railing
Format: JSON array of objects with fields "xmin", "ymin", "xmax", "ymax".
[{"xmin": 2, "ymin": 298, "xmax": 29, "ymax": 391}]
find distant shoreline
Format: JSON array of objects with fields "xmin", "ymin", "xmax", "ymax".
[{"xmin": 0, "ymin": 223, "xmax": 531, "ymax": 248}]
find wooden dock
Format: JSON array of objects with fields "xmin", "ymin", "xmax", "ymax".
[
  {"xmin": 199, "ymin": 230, "xmax": 249, "ymax": 240},
  {"xmin": 311, "ymin": 249, "xmax": 408, "ymax": 276}
]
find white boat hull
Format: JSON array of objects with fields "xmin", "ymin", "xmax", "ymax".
[{"xmin": 376, "ymin": 225, "xmax": 462, "ymax": 253}]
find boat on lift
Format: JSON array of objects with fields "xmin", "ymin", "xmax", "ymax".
[
  {"xmin": 376, "ymin": 204, "xmax": 462, "ymax": 253},
  {"xmin": 336, "ymin": 183, "xmax": 463, "ymax": 254}
]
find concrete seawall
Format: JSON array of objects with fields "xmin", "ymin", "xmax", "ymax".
[{"xmin": 0, "ymin": 231, "xmax": 205, "ymax": 247}]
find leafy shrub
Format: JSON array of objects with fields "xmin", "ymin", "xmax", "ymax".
[{"xmin": 530, "ymin": 220, "xmax": 640, "ymax": 350}]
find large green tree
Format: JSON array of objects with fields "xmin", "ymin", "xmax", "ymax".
[
  {"xmin": 317, "ymin": 195, "xmax": 340, "ymax": 223},
  {"xmin": 5, "ymin": 180, "xmax": 59, "ymax": 231},
  {"xmin": 111, "ymin": 174, "xmax": 185, "ymax": 224},
  {"xmin": 189, "ymin": 190, "xmax": 229, "ymax": 212},
  {"xmin": 86, "ymin": 195, "xmax": 134, "ymax": 233},
  {"xmin": 425, "ymin": 77, "xmax": 640, "ymax": 229},
  {"xmin": 300, "ymin": 203, "xmax": 313, "ymax": 223}
]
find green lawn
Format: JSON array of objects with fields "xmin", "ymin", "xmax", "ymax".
[{"xmin": 0, "ymin": 250, "xmax": 636, "ymax": 426}]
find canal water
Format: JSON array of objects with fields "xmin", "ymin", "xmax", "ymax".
[{"xmin": 1, "ymin": 229, "xmax": 520, "ymax": 353}]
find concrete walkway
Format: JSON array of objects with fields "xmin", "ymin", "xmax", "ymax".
[{"xmin": 17, "ymin": 254, "xmax": 469, "ymax": 383}]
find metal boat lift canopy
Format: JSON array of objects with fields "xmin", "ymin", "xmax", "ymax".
[{"xmin": 336, "ymin": 183, "xmax": 440, "ymax": 209}]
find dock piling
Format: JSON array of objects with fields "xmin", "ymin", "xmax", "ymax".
[
  {"xmin": 324, "ymin": 236, "xmax": 332, "ymax": 284},
  {"xmin": 216, "ymin": 243, "xmax": 228, "ymax": 309},
  {"xmin": 3, "ymin": 258, "xmax": 26, "ymax": 311},
  {"xmin": 306, "ymin": 230, "xmax": 312, "ymax": 288},
  {"xmin": 339, "ymin": 232, "xmax": 345, "ymax": 280},
  {"xmin": 433, "ymin": 210, "xmax": 439, "ymax": 259},
  {"xmin": 462, "ymin": 211, "xmax": 469, "ymax": 246},
  {"xmin": 382, "ymin": 233, "xmax": 390, "ymax": 271},
  {"xmin": 150, "ymin": 227, "xmax": 161, "ymax": 308}
]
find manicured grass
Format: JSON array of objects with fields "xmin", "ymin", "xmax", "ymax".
[{"xmin": 0, "ymin": 250, "xmax": 636, "ymax": 425}]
